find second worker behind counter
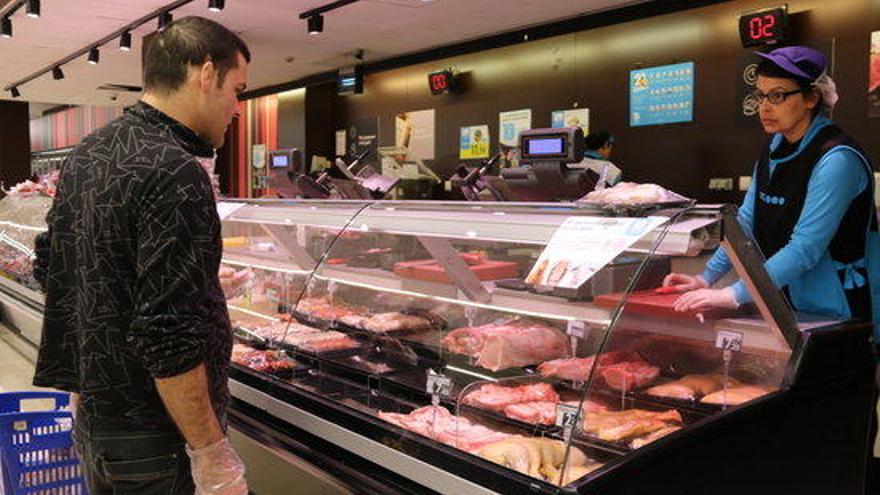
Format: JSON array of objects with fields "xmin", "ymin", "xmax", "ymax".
[{"xmin": 571, "ymin": 129, "xmax": 623, "ymax": 188}]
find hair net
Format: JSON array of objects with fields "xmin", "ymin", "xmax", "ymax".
[{"xmin": 812, "ymin": 72, "xmax": 839, "ymax": 110}]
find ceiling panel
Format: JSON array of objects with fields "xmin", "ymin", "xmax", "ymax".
[{"xmin": 0, "ymin": 0, "xmax": 647, "ymax": 107}]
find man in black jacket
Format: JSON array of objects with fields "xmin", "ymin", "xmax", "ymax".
[{"xmin": 33, "ymin": 16, "xmax": 250, "ymax": 495}]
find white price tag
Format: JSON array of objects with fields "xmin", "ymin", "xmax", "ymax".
[
  {"xmin": 567, "ymin": 320, "xmax": 587, "ymax": 339},
  {"xmin": 555, "ymin": 403, "xmax": 580, "ymax": 430},
  {"xmin": 715, "ymin": 330, "xmax": 744, "ymax": 352},
  {"xmin": 426, "ymin": 370, "xmax": 453, "ymax": 397},
  {"xmin": 216, "ymin": 202, "xmax": 246, "ymax": 221}
]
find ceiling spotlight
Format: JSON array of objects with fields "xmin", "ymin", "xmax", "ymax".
[
  {"xmin": 158, "ymin": 11, "xmax": 172, "ymax": 31},
  {"xmin": 208, "ymin": 0, "xmax": 225, "ymax": 12},
  {"xmin": 10, "ymin": 86, "xmax": 20, "ymax": 98},
  {"xmin": 1, "ymin": 17, "xmax": 11, "ymax": 38},
  {"xmin": 307, "ymin": 14, "xmax": 323, "ymax": 35},
  {"xmin": 119, "ymin": 31, "xmax": 131, "ymax": 51},
  {"xmin": 26, "ymin": 0, "xmax": 40, "ymax": 18},
  {"xmin": 52, "ymin": 66, "xmax": 64, "ymax": 80},
  {"xmin": 88, "ymin": 47, "xmax": 100, "ymax": 65}
]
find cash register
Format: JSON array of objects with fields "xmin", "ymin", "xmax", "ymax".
[{"xmin": 496, "ymin": 127, "xmax": 596, "ymax": 201}]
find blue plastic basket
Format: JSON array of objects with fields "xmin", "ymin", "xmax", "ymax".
[{"xmin": 0, "ymin": 392, "xmax": 87, "ymax": 495}]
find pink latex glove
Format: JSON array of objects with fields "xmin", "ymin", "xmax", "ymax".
[
  {"xmin": 662, "ymin": 273, "xmax": 709, "ymax": 293},
  {"xmin": 673, "ymin": 287, "xmax": 739, "ymax": 313}
]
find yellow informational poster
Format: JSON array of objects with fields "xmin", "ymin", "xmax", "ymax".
[{"xmin": 459, "ymin": 125, "xmax": 490, "ymax": 160}]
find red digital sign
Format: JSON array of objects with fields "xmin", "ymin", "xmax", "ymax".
[
  {"xmin": 739, "ymin": 6, "xmax": 788, "ymax": 47},
  {"xmin": 428, "ymin": 70, "xmax": 454, "ymax": 95}
]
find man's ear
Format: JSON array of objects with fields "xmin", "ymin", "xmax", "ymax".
[{"xmin": 198, "ymin": 61, "xmax": 217, "ymax": 94}]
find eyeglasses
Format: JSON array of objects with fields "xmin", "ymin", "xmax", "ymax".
[{"xmin": 751, "ymin": 88, "xmax": 807, "ymax": 105}]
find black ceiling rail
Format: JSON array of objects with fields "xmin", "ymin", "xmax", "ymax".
[
  {"xmin": 0, "ymin": 0, "xmax": 26, "ymax": 19},
  {"xmin": 2, "ymin": 0, "xmax": 197, "ymax": 92},
  {"xmin": 298, "ymin": 0, "xmax": 361, "ymax": 20}
]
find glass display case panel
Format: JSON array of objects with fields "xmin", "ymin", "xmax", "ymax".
[
  {"xmin": 0, "ymin": 195, "xmax": 51, "ymax": 291},
  {"xmin": 295, "ymin": 201, "xmax": 680, "ymax": 487},
  {"xmin": 561, "ymin": 208, "xmax": 797, "ymax": 487},
  {"xmin": 220, "ymin": 200, "xmax": 370, "ymax": 365}
]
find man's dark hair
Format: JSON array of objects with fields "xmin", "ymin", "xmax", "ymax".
[
  {"xmin": 585, "ymin": 130, "xmax": 613, "ymax": 151},
  {"xmin": 142, "ymin": 16, "xmax": 251, "ymax": 95},
  {"xmin": 756, "ymin": 59, "xmax": 823, "ymax": 117}
]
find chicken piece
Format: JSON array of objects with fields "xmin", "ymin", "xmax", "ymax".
[
  {"xmin": 583, "ymin": 409, "xmax": 683, "ymax": 442},
  {"xmin": 552, "ymin": 463, "xmax": 603, "ymax": 486},
  {"xmin": 644, "ymin": 383, "xmax": 697, "ymax": 400},
  {"xmin": 629, "ymin": 425, "xmax": 682, "ymax": 449},
  {"xmin": 700, "ymin": 385, "xmax": 772, "ymax": 405},
  {"xmin": 477, "ymin": 437, "xmax": 543, "ymax": 478}
]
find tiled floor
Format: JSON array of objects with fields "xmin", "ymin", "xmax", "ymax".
[{"xmin": 0, "ymin": 325, "xmax": 41, "ymax": 394}]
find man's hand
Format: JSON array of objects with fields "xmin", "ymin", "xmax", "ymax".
[{"xmin": 186, "ymin": 438, "xmax": 248, "ymax": 495}]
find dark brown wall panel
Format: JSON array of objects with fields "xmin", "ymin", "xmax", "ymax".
[
  {"xmin": 0, "ymin": 101, "xmax": 32, "ymax": 190},
  {"xmin": 278, "ymin": 0, "xmax": 877, "ymax": 202}
]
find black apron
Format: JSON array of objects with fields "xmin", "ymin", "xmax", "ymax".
[{"xmin": 752, "ymin": 124, "xmax": 876, "ymax": 320}]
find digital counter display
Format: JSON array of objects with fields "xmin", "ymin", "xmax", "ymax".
[
  {"xmin": 527, "ymin": 137, "xmax": 564, "ymax": 156},
  {"xmin": 271, "ymin": 155, "xmax": 289, "ymax": 168},
  {"xmin": 739, "ymin": 6, "xmax": 788, "ymax": 47}
]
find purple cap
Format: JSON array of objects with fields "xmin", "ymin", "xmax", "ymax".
[{"xmin": 755, "ymin": 46, "xmax": 827, "ymax": 81}]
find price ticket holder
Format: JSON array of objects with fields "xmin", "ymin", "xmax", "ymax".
[{"xmin": 497, "ymin": 127, "xmax": 594, "ymax": 202}]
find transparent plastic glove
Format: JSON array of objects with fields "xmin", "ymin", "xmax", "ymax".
[
  {"xmin": 186, "ymin": 438, "xmax": 248, "ymax": 495},
  {"xmin": 673, "ymin": 287, "xmax": 739, "ymax": 313},
  {"xmin": 661, "ymin": 273, "xmax": 708, "ymax": 293}
]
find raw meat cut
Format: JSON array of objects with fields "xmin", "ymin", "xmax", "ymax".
[
  {"xmin": 296, "ymin": 296, "xmax": 369, "ymax": 321},
  {"xmin": 442, "ymin": 320, "xmax": 569, "ymax": 371},
  {"xmin": 340, "ymin": 312, "xmax": 435, "ymax": 333},
  {"xmin": 461, "ymin": 382, "xmax": 559, "ymax": 412},
  {"xmin": 231, "ymin": 344, "xmax": 296, "ymax": 375},
  {"xmin": 502, "ymin": 401, "xmax": 558, "ymax": 425},
  {"xmin": 645, "ymin": 374, "xmax": 740, "ymax": 401},
  {"xmin": 538, "ymin": 351, "xmax": 659, "ymax": 391},
  {"xmin": 600, "ymin": 360, "xmax": 660, "ymax": 392},
  {"xmin": 538, "ymin": 351, "xmax": 643, "ymax": 381},
  {"xmin": 378, "ymin": 405, "xmax": 511, "ymax": 452},
  {"xmin": 582, "ymin": 409, "xmax": 683, "ymax": 442},
  {"xmin": 700, "ymin": 385, "xmax": 772, "ymax": 405}
]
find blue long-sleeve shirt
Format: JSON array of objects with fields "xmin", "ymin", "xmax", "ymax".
[{"xmin": 701, "ymin": 120, "xmax": 869, "ymax": 304}]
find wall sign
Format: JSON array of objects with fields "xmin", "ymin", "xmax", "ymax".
[
  {"xmin": 499, "ymin": 109, "xmax": 532, "ymax": 147},
  {"xmin": 459, "ymin": 125, "xmax": 490, "ymax": 160},
  {"xmin": 551, "ymin": 108, "xmax": 589, "ymax": 135},
  {"xmin": 870, "ymin": 31, "xmax": 880, "ymax": 117},
  {"xmin": 630, "ymin": 62, "xmax": 694, "ymax": 127}
]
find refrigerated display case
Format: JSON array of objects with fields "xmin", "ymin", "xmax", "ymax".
[
  {"xmin": 0, "ymin": 195, "xmax": 871, "ymax": 494},
  {"xmin": 219, "ymin": 199, "xmax": 875, "ymax": 495},
  {"xmin": 0, "ymin": 194, "xmax": 50, "ymax": 347}
]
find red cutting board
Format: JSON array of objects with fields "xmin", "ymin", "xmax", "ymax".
[
  {"xmin": 393, "ymin": 260, "xmax": 520, "ymax": 284},
  {"xmin": 594, "ymin": 290, "xmax": 737, "ymax": 320}
]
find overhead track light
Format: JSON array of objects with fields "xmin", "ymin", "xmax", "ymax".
[
  {"xmin": 307, "ymin": 14, "xmax": 323, "ymax": 35},
  {"xmin": 10, "ymin": 86, "xmax": 20, "ymax": 98},
  {"xmin": 158, "ymin": 11, "xmax": 172, "ymax": 31},
  {"xmin": 119, "ymin": 30, "xmax": 131, "ymax": 51},
  {"xmin": 52, "ymin": 66, "xmax": 64, "ymax": 80},
  {"xmin": 1, "ymin": 17, "xmax": 11, "ymax": 38},
  {"xmin": 88, "ymin": 47, "xmax": 100, "ymax": 64},
  {"xmin": 208, "ymin": 0, "xmax": 224, "ymax": 12},
  {"xmin": 26, "ymin": 0, "xmax": 39, "ymax": 18}
]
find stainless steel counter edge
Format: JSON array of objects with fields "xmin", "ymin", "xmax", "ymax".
[{"xmin": 228, "ymin": 378, "xmax": 501, "ymax": 495}]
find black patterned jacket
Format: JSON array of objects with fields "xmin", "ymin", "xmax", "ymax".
[{"xmin": 33, "ymin": 102, "xmax": 232, "ymax": 432}]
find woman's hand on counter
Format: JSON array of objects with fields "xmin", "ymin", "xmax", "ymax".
[
  {"xmin": 673, "ymin": 287, "xmax": 739, "ymax": 313},
  {"xmin": 661, "ymin": 273, "xmax": 709, "ymax": 292}
]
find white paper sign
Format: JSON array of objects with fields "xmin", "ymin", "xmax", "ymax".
[
  {"xmin": 525, "ymin": 216, "xmax": 668, "ymax": 289},
  {"xmin": 551, "ymin": 108, "xmax": 589, "ymax": 135},
  {"xmin": 499, "ymin": 109, "xmax": 532, "ymax": 146},
  {"xmin": 335, "ymin": 130, "xmax": 346, "ymax": 156},
  {"xmin": 555, "ymin": 403, "xmax": 580, "ymax": 429},
  {"xmin": 426, "ymin": 369, "xmax": 453, "ymax": 397},
  {"xmin": 715, "ymin": 330, "xmax": 744, "ymax": 352},
  {"xmin": 216, "ymin": 201, "xmax": 246, "ymax": 220}
]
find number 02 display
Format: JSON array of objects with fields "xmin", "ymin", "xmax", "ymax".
[{"xmin": 738, "ymin": 6, "xmax": 788, "ymax": 47}]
